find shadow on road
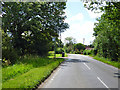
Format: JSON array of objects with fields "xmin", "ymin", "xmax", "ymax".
[
  {"xmin": 66, "ymin": 59, "xmax": 89, "ymax": 63},
  {"xmin": 60, "ymin": 59, "xmax": 89, "ymax": 68},
  {"xmin": 114, "ymin": 72, "xmax": 120, "ymax": 78}
]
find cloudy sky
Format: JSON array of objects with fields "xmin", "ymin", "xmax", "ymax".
[{"xmin": 61, "ymin": 0, "xmax": 103, "ymax": 45}]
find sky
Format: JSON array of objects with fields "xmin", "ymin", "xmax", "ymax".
[{"xmin": 61, "ymin": 0, "xmax": 103, "ymax": 45}]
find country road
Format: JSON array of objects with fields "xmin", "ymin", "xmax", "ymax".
[{"xmin": 38, "ymin": 54, "xmax": 119, "ymax": 89}]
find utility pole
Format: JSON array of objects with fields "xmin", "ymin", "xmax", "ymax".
[
  {"xmin": 83, "ymin": 38, "xmax": 85, "ymax": 45},
  {"xmin": 52, "ymin": 37, "xmax": 56, "ymax": 58},
  {"xmin": 54, "ymin": 38, "xmax": 56, "ymax": 58}
]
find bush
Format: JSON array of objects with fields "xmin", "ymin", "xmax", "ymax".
[
  {"xmin": 55, "ymin": 48, "xmax": 64, "ymax": 54},
  {"xmin": 83, "ymin": 49, "xmax": 93, "ymax": 55},
  {"xmin": 2, "ymin": 48, "xmax": 18, "ymax": 64},
  {"xmin": 75, "ymin": 49, "xmax": 80, "ymax": 54},
  {"xmin": 80, "ymin": 49, "xmax": 84, "ymax": 54},
  {"xmin": 83, "ymin": 50, "xmax": 87, "ymax": 55}
]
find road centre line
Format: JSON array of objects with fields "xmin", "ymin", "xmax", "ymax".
[
  {"xmin": 83, "ymin": 63, "xmax": 91, "ymax": 70},
  {"xmin": 97, "ymin": 77, "xmax": 109, "ymax": 88}
]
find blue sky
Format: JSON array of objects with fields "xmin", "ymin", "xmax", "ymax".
[{"xmin": 61, "ymin": 0, "xmax": 102, "ymax": 45}]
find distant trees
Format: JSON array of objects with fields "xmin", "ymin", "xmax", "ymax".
[
  {"xmin": 84, "ymin": 2, "xmax": 120, "ymax": 61},
  {"xmin": 2, "ymin": 2, "xmax": 69, "ymax": 63},
  {"xmin": 74, "ymin": 43, "xmax": 85, "ymax": 51},
  {"xmin": 64, "ymin": 37, "xmax": 85, "ymax": 54},
  {"xmin": 64, "ymin": 37, "xmax": 76, "ymax": 53}
]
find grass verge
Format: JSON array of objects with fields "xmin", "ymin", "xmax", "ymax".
[
  {"xmin": 2, "ymin": 56, "xmax": 64, "ymax": 88},
  {"xmin": 89, "ymin": 54, "xmax": 120, "ymax": 69}
]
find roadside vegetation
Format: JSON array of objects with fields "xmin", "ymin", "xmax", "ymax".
[
  {"xmin": 82, "ymin": 50, "xmax": 120, "ymax": 69},
  {"xmin": 63, "ymin": 2, "xmax": 120, "ymax": 69},
  {"xmin": 83, "ymin": 2, "xmax": 120, "ymax": 69},
  {"xmin": 2, "ymin": 2, "xmax": 68, "ymax": 89},
  {"xmin": 48, "ymin": 51, "xmax": 68, "ymax": 58},
  {"xmin": 64, "ymin": 36, "xmax": 120, "ymax": 69},
  {"xmin": 1, "ymin": 1, "xmax": 120, "ymax": 89},
  {"xmin": 2, "ymin": 56, "xmax": 64, "ymax": 88}
]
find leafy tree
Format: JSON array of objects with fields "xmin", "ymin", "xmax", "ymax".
[
  {"xmin": 74, "ymin": 43, "xmax": 85, "ymax": 51},
  {"xmin": 84, "ymin": 1, "xmax": 120, "ymax": 61},
  {"xmin": 2, "ymin": 2, "xmax": 69, "ymax": 62},
  {"xmin": 64, "ymin": 37, "xmax": 76, "ymax": 53}
]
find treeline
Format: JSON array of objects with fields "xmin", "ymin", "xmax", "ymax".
[
  {"xmin": 84, "ymin": 2, "xmax": 120, "ymax": 61},
  {"xmin": 2, "ymin": 2, "xmax": 68, "ymax": 63},
  {"xmin": 63, "ymin": 37, "xmax": 86, "ymax": 54}
]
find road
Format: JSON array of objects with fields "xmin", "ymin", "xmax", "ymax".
[{"xmin": 38, "ymin": 54, "xmax": 119, "ymax": 89}]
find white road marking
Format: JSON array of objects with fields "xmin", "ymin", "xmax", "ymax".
[
  {"xmin": 84, "ymin": 63, "xmax": 91, "ymax": 70},
  {"xmin": 97, "ymin": 77, "xmax": 109, "ymax": 88},
  {"xmin": 51, "ymin": 78, "xmax": 54, "ymax": 80},
  {"xmin": 45, "ymin": 68, "xmax": 61, "ymax": 88}
]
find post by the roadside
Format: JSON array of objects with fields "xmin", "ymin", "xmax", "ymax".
[{"xmin": 52, "ymin": 37, "xmax": 56, "ymax": 58}]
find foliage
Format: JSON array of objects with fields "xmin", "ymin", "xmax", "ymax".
[
  {"xmin": 93, "ymin": 56, "xmax": 120, "ymax": 69},
  {"xmin": 49, "ymin": 39, "xmax": 64, "ymax": 51},
  {"xmin": 2, "ymin": 2, "xmax": 69, "ymax": 63},
  {"xmin": 2, "ymin": 30, "xmax": 19, "ymax": 63},
  {"xmin": 64, "ymin": 37, "xmax": 76, "ymax": 45},
  {"xmin": 2, "ymin": 56, "xmax": 64, "ymax": 88},
  {"xmin": 48, "ymin": 51, "xmax": 67, "ymax": 58},
  {"xmin": 84, "ymin": 2, "xmax": 120, "ymax": 61},
  {"xmin": 55, "ymin": 47, "xmax": 64, "ymax": 54},
  {"xmin": 74, "ymin": 49, "xmax": 80, "ymax": 54},
  {"xmin": 83, "ymin": 50, "xmax": 93, "ymax": 55},
  {"xmin": 64, "ymin": 37, "xmax": 76, "ymax": 53},
  {"xmin": 74, "ymin": 43, "xmax": 85, "ymax": 51}
]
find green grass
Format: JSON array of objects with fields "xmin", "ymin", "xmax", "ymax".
[
  {"xmin": 48, "ymin": 51, "xmax": 68, "ymax": 58},
  {"xmin": 2, "ymin": 56, "xmax": 64, "ymax": 88},
  {"xmin": 89, "ymin": 54, "xmax": 120, "ymax": 69}
]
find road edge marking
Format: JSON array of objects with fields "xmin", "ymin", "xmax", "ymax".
[
  {"xmin": 97, "ymin": 77, "xmax": 109, "ymax": 88},
  {"xmin": 83, "ymin": 63, "xmax": 91, "ymax": 70}
]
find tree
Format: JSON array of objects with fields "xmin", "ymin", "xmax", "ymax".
[
  {"xmin": 2, "ymin": 2, "xmax": 69, "ymax": 62},
  {"xmin": 64, "ymin": 37, "xmax": 76, "ymax": 53},
  {"xmin": 74, "ymin": 43, "xmax": 85, "ymax": 51},
  {"xmin": 84, "ymin": 1, "xmax": 120, "ymax": 61}
]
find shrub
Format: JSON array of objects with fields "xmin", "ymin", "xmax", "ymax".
[
  {"xmin": 55, "ymin": 48, "xmax": 64, "ymax": 54},
  {"xmin": 83, "ymin": 50, "xmax": 87, "ymax": 55},
  {"xmin": 80, "ymin": 49, "xmax": 84, "ymax": 54},
  {"xmin": 83, "ymin": 50, "xmax": 93, "ymax": 55},
  {"xmin": 75, "ymin": 49, "xmax": 80, "ymax": 54},
  {"xmin": 2, "ymin": 48, "xmax": 18, "ymax": 64}
]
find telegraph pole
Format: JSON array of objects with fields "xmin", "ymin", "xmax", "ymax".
[
  {"xmin": 52, "ymin": 37, "xmax": 56, "ymax": 58},
  {"xmin": 83, "ymin": 38, "xmax": 85, "ymax": 45}
]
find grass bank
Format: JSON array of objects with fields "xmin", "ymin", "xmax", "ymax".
[
  {"xmin": 48, "ymin": 51, "xmax": 68, "ymax": 58},
  {"xmin": 89, "ymin": 54, "xmax": 120, "ymax": 69},
  {"xmin": 2, "ymin": 55, "xmax": 64, "ymax": 88}
]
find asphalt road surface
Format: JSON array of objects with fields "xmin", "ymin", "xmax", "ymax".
[{"xmin": 38, "ymin": 54, "xmax": 119, "ymax": 89}]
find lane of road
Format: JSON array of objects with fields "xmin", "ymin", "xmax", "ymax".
[{"xmin": 38, "ymin": 54, "xmax": 119, "ymax": 89}]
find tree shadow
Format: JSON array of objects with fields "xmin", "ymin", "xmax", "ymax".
[
  {"xmin": 60, "ymin": 59, "xmax": 90, "ymax": 68},
  {"xmin": 66, "ymin": 59, "xmax": 89, "ymax": 63},
  {"xmin": 114, "ymin": 72, "xmax": 120, "ymax": 78}
]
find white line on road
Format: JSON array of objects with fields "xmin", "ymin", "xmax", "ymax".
[
  {"xmin": 83, "ymin": 63, "xmax": 91, "ymax": 70},
  {"xmin": 97, "ymin": 77, "xmax": 109, "ymax": 88},
  {"xmin": 45, "ymin": 68, "xmax": 61, "ymax": 88}
]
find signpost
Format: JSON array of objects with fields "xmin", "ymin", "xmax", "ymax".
[{"xmin": 52, "ymin": 37, "xmax": 56, "ymax": 58}]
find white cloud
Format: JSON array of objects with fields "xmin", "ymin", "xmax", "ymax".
[
  {"xmin": 61, "ymin": 21, "xmax": 95, "ymax": 45},
  {"xmin": 65, "ymin": 13, "xmax": 84, "ymax": 23}
]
